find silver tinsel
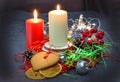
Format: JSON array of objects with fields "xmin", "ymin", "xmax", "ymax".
[
  {"xmin": 76, "ymin": 60, "xmax": 92, "ymax": 75},
  {"xmin": 68, "ymin": 14, "xmax": 101, "ymax": 39}
]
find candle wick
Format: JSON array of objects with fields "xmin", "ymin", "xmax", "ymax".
[
  {"xmin": 56, "ymin": 4, "xmax": 60, "ymax": 13},
  {"xmin": 34, "ymin": 19, "xmax": 38, "ymax": 23}
]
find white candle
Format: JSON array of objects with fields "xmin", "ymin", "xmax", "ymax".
[{"xmin": 49, "ymin": 4, "xmax": 68, "ymax": 47}]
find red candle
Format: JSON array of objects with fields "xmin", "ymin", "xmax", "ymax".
[{"xmin": 26, "ymin": 9, "xmax": 44, "ymax": 49}]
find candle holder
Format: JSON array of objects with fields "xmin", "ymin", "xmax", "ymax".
[{"xmin": 42, "ymin": 42, "xmax": 68, "ymax": 53}]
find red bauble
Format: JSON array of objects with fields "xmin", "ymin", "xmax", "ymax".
[{"xmin": 99, "ymin": 39, "xmax": 104, "ymax": 45}]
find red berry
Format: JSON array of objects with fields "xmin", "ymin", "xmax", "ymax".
[
  {"xmin": 87, "ymin": 39, "xmax": 92, "ymax": 45},
  {"xmin": 99, "ymin": 31, "xmax": 104, "ymax": 35},
  {"xmin": 82, "ymin": 30, "xmax": 89, "ymax": 37},
  {"xmin": 99, "ymin": 39, "xmax": 104, "ymax": 45},
  {"xmin": 67, "ymin": 66, "xmax": 70, "ymax": 69},
  {"xmin": 72, "ymin": 61, "xmax": 77, "ymax": 67},
  {"xmin": 82, "ymin": 32, "xmax": 87, "ymax": 37},
  {"xmin": 88, "ymin": 33, "xmax": 92, "ymax": 37},
  {"xmin": 93, "ymin": 28, "xmax": 98, "ymax": 33},
  {"xmin": 99, "ymin": 34, "xmax": 103, "ymax": 39},
  {"xmin": 80, "ymin": 36, "xmax": 85, "ymax": 41},
  {"xmin": 90, "ymin": 28, "xmax": 94, "ymax": 33},
  {"xmin": 94, "ymin": 39, "xmax": 98, "ymax": 43},
  {"xmin": 84, "ymin": 30, "xmax": 89, "ymax": 33},
  {"xmin": 95, "ymin": 33, "xmax": 100, "ymax": 39},
  {"xmin": 62, "ymin": 70, "xmax": 67, "ymax": 73}
]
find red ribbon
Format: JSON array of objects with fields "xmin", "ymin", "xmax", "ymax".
[{"xmin": 30, "ymin": 37, "xmax": 49, "ymax": 52}]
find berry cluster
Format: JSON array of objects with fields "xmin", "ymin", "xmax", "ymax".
[
  {"xmin": 60, "ymin": 62, "xmax": 70, "ymax": 73},
  {"xmin": 23, "ymin": 50, "xmax": 35, "ymax": 61},
  {"xmin": 60, "ymin": 61, "xmax": 77, "ymax": 73},
  {"xmin": 80, "ymin": 28, "xmax": 105, "ymax": 45}
]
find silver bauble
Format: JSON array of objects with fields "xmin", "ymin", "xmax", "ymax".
[
  {"xmin": 76, "ymin": 60, "xmax": 90, "ymax": 75},
  {"xmin": 59, "ymin": 53, "xmax": 66, "ymax": 61}
]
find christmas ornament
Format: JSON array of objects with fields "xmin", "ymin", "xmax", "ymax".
[
  {"xmin": 60, "ymin": 53, "xmax": 66, "ymax": 62},
  {"xmin": 76, "ymin": 60, "xmax": 91, "ymax": 75}
]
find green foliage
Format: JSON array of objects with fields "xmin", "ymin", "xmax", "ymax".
[{"xmin": 63, "ymin": 42, "xmax": 112, "ymax": 66}]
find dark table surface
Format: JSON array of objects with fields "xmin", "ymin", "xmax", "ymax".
[{"xmin": 0, "ymin": 11, "xmax": 120, "ymax": 82}]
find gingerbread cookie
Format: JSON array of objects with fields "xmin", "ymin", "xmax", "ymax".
[{"xmin": 31, "ymin": 51, "xmax": 60, "ymax": 70}]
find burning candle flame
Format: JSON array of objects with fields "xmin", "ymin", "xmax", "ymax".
[
  {"xmin": 33, "ymin": 9, "xmax": 38, "ymax": 23},
  {"xmin": 57, "ymin": 4, "xmax": 60, "ymax": 10}
]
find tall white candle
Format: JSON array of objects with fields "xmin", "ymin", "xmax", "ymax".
[{"xmin": 49, "ymin": 4, "xmax": 68, "ymax": 47}]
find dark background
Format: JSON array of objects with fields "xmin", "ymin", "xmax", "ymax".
[
  {"xmin": 0, "ymin": 0, "xmax": 120, "ymax": 14},
  {"xmin": 0, "ymin": 0, "xmax": 120, "ymax": 82}
]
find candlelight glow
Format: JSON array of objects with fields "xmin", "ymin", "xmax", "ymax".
[
  {"xmin": 34, "ymin": 9, "xmax": 38, "ymax": 19},
  {"xmin": 33, "ymin": 9, "xmax": 38, "ymax": 23},
  {"xmin": 57, "ymin": 4, "xmax": 60, "ymax": 10}
]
